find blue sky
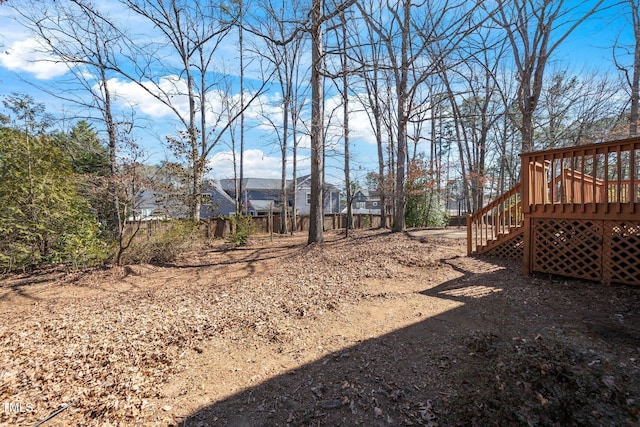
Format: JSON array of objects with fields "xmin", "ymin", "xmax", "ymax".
[{"xmin": 0, "ymin": 0, "xmax": 633, "ymax": 187}]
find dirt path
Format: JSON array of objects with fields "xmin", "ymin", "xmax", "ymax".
[{"xmin": 1, "ymin": 230, "xmax": 639, "ymax": 426}]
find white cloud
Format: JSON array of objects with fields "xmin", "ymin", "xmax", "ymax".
[
  {"xmin": 0, "ymin": 37, "xmax": 70, "ymax": 80},
  {"xmin": 104, "ymin": 76, "xmax": 190, "ymax": 119},
  {"xmin": 324, "ymin": 93, "xmax": 379, "ymax": 146}
]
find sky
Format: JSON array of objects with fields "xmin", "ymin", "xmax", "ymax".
[{"xmin": 0, "ymin": 0, "xmax": 633, "ymax": 188}]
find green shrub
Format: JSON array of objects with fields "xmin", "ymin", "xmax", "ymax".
[
  {"xmin": 405, "ymin": 190, "xmax": 449, "ymax": 228},
  {"xmin": 227, "ymin": 215, "xmax": 256, "ymax": 247},
  {"xmin": 54, "ymin": 213, "xmax": 111, "ymax": 269}
]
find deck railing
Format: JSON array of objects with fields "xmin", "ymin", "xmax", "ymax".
[
  {"xmin": 520, "ymin": 138, "xmax": 640, "ymax": 217},
  {"xmin": 467, "ymin": 183, "xmax": 523, "ymax": 255}
]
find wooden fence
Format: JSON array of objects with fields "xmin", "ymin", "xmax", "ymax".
[{"xmin": 126, "ymin": 213, "xmax": 392, "ymax": 240}]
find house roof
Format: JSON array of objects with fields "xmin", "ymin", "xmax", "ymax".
[
  {"xmin": 200, "ymin": 180, "xmax": 239, "ymax": 217},
  {"xmin": 293, "ymin": 174, "xmax": 340, "ymax": 193},
  {"xmin": 294, "ymin": 174, "xmax": 311, "ymax": 187},
  {"xmin": 355, "ymin": 189, "xmax": 381, "ymax": 198},
  {"xmin": 135, "ymin": 190, "xmax": 157, "ymax": 208},
  {"xmin": 220, "ymin": 178, "xmax": 283, "ymax": 194},
  {"xmin": 217, "ymin": 176, "xmax": 340, "ymax": 194},
  {"xmin": 132, "ymin": 190, "xmax": 188, "ymax": 219},
  {"xmin": 202, "ymin": 180, "xmax": 235, "ymax": 203}
]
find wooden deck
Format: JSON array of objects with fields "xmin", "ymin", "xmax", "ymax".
[{"xmin": 468, "ymin": 137, "xmax": 640, "ymax": 286}]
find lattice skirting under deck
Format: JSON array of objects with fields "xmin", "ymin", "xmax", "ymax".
[
  {"xmin": 485, "ymin": 233, "xmax": 524, "ymax": 259},
  {"xmin": 532, "ymin": 218, "xmax": 640, "ymax": 285},
  {"xmin": 603, "ymin": 221, "xmax": 640, "ymax": 286}
]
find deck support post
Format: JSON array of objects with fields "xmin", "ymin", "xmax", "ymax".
[{"xmin": 523, "ymin": 217, "xmax": 532, "ymax": 275}]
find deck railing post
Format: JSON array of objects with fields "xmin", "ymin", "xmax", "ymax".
[{"xmin": 520, "ymin": 153, "xmax": 532, "ymax": 275}]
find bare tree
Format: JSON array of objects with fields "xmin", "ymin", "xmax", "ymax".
[
  {"xmin": 491, "ymin": 0, "xmax": 605, "ymax": 152},
  {"xmin": 352, "ymin": 3, "xmax": 389, "ymax": 227},
  {"xmin": 614, "ymin": 0, "xmax": 640, "ymax": 136},
  {"xmin": 117, "ymin": 0, "xmax": 242, "ymax": 221},
  {"xmin": 307, "ymin": 0, "xmax": 356, "ymax": 243},
  {"xmin": 289, "ymin": 69, "xmax": 310, "ymax": 232},
  {"xmin": 11, "ymin": 0, "xmax": 150, "ymax": 261},
  {"xmin": 251, "ymin": 0, "xmax": 309, "ymax": 234},
  {"xmin": 447, "ymin": 31, "xmax": 507, "ymax": 211},
  {"xmin": 537, "ymin": 70, "xmax": 622, "ymax": 146},
  {"xmin": 325, "ymin": 9, "xmax": 356, "ymax": 235},
  {"xmin": 358, "ymin": 0, "xmax": 483, "ymax": 231},
  {"xmin": 308, "ymin": 0, "xmax": 325, "ymax": 243},
  {"xmin": 238, "ymin": 0, "xmax": 247, "ymax": 215}
]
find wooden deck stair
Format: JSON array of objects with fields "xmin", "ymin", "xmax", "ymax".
[
  {"xmin": 467, "ymin": 137, "xmax": 640, "ymax": 286},
  {"xmin": 467, "ymin": 183, "xmax": 525, "ymax": 259}
]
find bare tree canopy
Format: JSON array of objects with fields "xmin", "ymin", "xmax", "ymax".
[{"xmin": 2, "ymin": 0, "xmax": 632, "ymax": 245}]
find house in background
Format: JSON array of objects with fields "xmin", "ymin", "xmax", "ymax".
[
  {"xmin": 202, "ymin": 178, "xmax": 288, "ymax": 217},
  {"xmin": 228, "ymin": 178, "xmax": 287, "ymax": 215},
  {"xmin": 292, "ymin": 174, "xmax": 341, "ymax": 215},
  {"xmin": 346, "ymin": 189, "xmax": 382, "ymax": 214},
  {"xmin": 200, "ymin": 180, "xmax": 237, "ymax": 218},
  {"xmin": 128, "ymin": 190, "xmax": 187, "ymax": 221},
  {"xmin": 445, "ymin": 198, "xmax": 468, "ymax": 218},
  {"xmin": 201, "ymin": 175, "xmax": 341, "ymax": 218}
]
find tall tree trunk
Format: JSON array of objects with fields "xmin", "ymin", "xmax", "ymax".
[
  {"xmin": 281, "ymin": 99, "xmax": 289, "ymax": 234},
  {"xmin": 392, "ymin": 0, "xmax": 410, "ymax": 233},
  {"xmin": 100, "ymin": 66, "xmax": 122, "ymax": 238},
  {"xmin": 340, "ymin": 14, "xmax": 352, "ymax": 236},
  {"xmin": 292, "ymin": 128, "xmax": 298, "ymax": 232},
  {"xmin": 630, "ymin": 0, "xmax": 640, "ymax": 136},
  {"xmin": 308, "ymin": 0, "xmax": 324, "ymax": 244},
  {"xmin": 239, "ymin": 0, "xmax": 246, "ymax": 215},
  {"xmin": 376, "ymin": 111, "xmax": 386, "ymax": 228}
]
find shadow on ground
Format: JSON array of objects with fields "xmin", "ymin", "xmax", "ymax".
[{"xmin": 180, "ymin": 254, "xmax": 640, "ymax": 426}]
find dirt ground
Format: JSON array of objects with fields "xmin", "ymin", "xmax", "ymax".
[{"xmin": 1, "ymin": 229, "xmax": 639, "ymax": 426}]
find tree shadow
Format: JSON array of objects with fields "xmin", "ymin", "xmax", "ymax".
[
  {"xmin": 0, "ymin": 269, "xmax": 72, "ymax": 301},
  {"xmin": 175, "ymin": 252, "xmax": 640, "ymax": 426}
]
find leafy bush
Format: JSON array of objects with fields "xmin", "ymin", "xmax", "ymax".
[
  {"xmin": 53, "ymin": 211, "xmax": 110, "ymax": 269},
  {"xmin": 0, "ymin": 124, "xmax": 110, "ymax": 271},
  {"xmin": 405, "ymin": 190, "xmax": 449, "ymax": 228},
  {"xmin": 404, "ymin": 155, "xmax": 449, "ymax": 228},
  {"xmin": 227, "ymin": 215, "xmax": 256, "ymax": 247}
]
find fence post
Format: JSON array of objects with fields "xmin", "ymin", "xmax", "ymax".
[{"xmin": 466, "ymin": 215, "xmax": 472, "ymax": 255}]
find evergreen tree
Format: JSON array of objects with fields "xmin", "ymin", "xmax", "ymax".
[{"xmin": 0, "ymin": 95, "xmax": 106, "ymax": 269}]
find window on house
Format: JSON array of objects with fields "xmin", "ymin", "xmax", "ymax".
[
  {"xmin": 306, "ymin": 192, "xmax": 311, "ymax": 205},
  {"xmin": 372, "ymin": 201, "xmax": 378, "ymax": 207}
]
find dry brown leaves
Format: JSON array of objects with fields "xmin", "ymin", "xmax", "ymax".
[{"xmin": 0, "ymin": 229, "xmax": 455, "ymax": 426}]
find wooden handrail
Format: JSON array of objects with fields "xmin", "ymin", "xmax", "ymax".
[
  {"xmin": 469, "ymin": 137, "xmax": 640, "ymax": 256},
  {"xmin": 467, "ymin": 183, "xmax": 523, "ymax": 255},
  {"xmin": 520, "ymin": 137, "xmax": 640, "ymax": 212}
]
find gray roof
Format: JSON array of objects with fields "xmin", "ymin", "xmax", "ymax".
[
  {"xmin": 355, "ymin": 189, "xmax": 381, "ymax": 198},
  {"xmin": 219, "ymin": 176, "xmax": 340, "ymax": 194},
  {"xmin": 220, "ymin": 178, "xmax": 283, "ymax": 193}
]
